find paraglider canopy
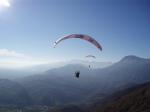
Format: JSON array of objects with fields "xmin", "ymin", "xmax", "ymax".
[
  {"xmin": 85, "ymin": 55, "xmax": 96, "ymax": 59},
  {"xmin": 54, "ymin": 34, "xmax": 102, "ymax": 51}
]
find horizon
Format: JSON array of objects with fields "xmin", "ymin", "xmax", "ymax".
[
  {"xmin": 0, "ymin": 0, "xmax": 150, "ymax": 68},
  {"xmin": 0, "ymin": 54, "xmax": 148, "ymax": 69}
]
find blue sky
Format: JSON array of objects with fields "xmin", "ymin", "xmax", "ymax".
[{"xmin": 0, "ymin": 0, "xmax": 150, "ymax": 67}]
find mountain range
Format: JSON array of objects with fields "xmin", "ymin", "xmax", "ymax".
[{"xmin": 0, "ymin": 55, "xmax": 149, "ymax": 111}]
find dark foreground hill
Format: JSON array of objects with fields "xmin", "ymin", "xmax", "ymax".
[
  {"xmin": 89, "ymin": 82, "xmax": 150, "ymax": 112},
  {"xmin": 49, "ymin": 82, "xmax": 150, "ymax": 112}
]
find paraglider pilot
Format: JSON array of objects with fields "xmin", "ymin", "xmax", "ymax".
[
  {"xmin": 89, "ymin": 65, "xmax": 91, "ymax": 69},
  {"xmin": 75, "ymin": 71, "xmax": 80, "ymax": 78}
]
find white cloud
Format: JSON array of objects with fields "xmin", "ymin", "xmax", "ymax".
[
  {"xmin": 0, "ymin": 48, "xmax": 52, "ymax": 68},
  {"xmin": 0, "ymin": 49, "xmax": 27, "ymax": 58}
]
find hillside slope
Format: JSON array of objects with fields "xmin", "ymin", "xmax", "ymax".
[
  {"xmin": 90, "ymin": 82, "xmax": 150, "ymax": 112},
  {"xmin": 0, "ymin": 79, "xmax": 32, "ymax": 106},
  {"xmin": 49, "ymin": 82, "xmax": 150, "ymax": 112}
]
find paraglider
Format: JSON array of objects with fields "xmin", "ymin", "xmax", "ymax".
[
  {"xmin": 85, "ymin": 55, "xmax": 96, "ymax": 69},
  {"xmin": 53, "ymin": 34, "xmax": 102, "ymax": 78},
  {"xmin": 53, "ymin": 34, "xmax": 102, "ymax": 51}
]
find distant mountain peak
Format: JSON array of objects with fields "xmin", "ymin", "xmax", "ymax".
[{"xmin": 120, "ymin": 55, "xmax": 144, "ymax": 62}]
